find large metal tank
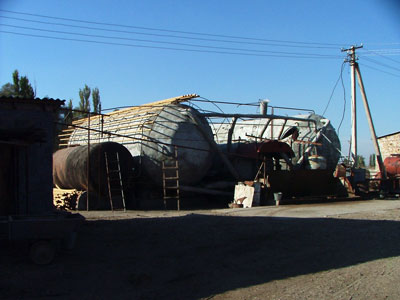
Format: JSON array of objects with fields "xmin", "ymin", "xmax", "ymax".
[
  {"xmin": 53, "ymin": 142, "xmax": 133, "ymax": 193},
  {"xmin": 66, "ymin": 102, "xmax": 214, "ymax": 186},
  {"xmin": 213, "ymin": 113, "xmax": 341, "ymax": 170}
]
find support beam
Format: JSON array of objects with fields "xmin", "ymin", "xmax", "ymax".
[
  {"xmin": 227, "ymin": 117, "xmax": 238, "ymax": 153},
  {"xmin": 190, "ymin": 113, "xmax": 240, "ymax": 180},
  {"xmin": 355, "ymin": 63, "xmax": 387, "ymax": 179}
]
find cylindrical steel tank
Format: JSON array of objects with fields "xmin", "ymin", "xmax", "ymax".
[
  {"xmin": 213, "ymin": 113, "xmax": 341, "ymax": 171},
  {"xmin": 53, "ymin": 142, "xmax": 133, "ymax": 193},
  {"xmin": 67, "ymin": 104, "xmax": 214, "ymax": 186},
  {"xmin": 139, "ymin": 104, "xmax": 214, "ymax": 185},
  {"xmin": 384, "ymin": 155, "xmax": 400, "ymax": 177}
]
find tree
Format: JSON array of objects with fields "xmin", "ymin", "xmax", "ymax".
[
  {"xmin": 78, "ymin": 84, "xmax": 91, "ymax": 117},
  {"xmin": 0, "ymin": 83, "xmax": 14, "ymax": 97},
  {"xmin": 92, "ymin": 87, "xmax": 101, "ymax": 114},
  {"xmin": 356, "ymin": 155, "xmax": 366, "ymax": 168},
  {"xmin": 369, "ymin": 154, "xmax": 376, "ymax": 168},
  {"xmin": 0, "ymin": 69, "xmax": 35, "ymax": 98},
  {"xmin": 64, "ymin": 99, "xmax": 74, "ymax": 125}
]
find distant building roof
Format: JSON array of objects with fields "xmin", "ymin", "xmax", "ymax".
[
  {"xmin": 0, "ymin": 96, "xmax": 65, "ymax": 111},
  {"xmin": 378, "ymin": 131, "xmax": 400, "ymax": 140}
]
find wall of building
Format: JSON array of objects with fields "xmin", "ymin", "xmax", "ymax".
[
  {"xmin": 378, "ymin": 132, "xmax": 400, "ymax": 161},
  {"xmin": 0, "ymin": 98, "xmax": 62, "ymax": 215}
]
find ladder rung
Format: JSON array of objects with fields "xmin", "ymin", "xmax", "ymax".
[
  {"xmin": 107, "ymin": 159, "xmax": 120, "ymax": 164},
  {"xmin": 108, "ymin": 170, "xmax": 120, "ymax": 174},
  {"xmin": 162, "ymin": 166, "xmax": 178, "ymax": 170},
  {"xmin": 164, "ymin": 196, "xmax": 179, "ymax": 199},
  {"xmin": 164, "ymin": 177, "xmax": 179, "ymax": 180},
  {"xmin": 165, "ymin": 186, "xmax": 179, "ymax": 189}
]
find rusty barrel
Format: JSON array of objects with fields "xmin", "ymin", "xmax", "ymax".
[{"xmin": 53, "ymin": 142, "xmax": 133, "ymax": 194}]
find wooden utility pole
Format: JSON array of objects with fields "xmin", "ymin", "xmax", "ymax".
[
  {"xmin": 342, "ymin": 45, "xmax": 363, "ymax": 166},
  {"xmin": 342, "ymin": 45, "xmax": 387, "ymax": 179},
  {"xmin": 355, "ymin": 64, "xmax": 387, "ymax": 179}
]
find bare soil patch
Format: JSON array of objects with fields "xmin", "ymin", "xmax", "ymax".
[{"xmin": 2, "ymin": 200, "xmax": 400, "ymax": 299}]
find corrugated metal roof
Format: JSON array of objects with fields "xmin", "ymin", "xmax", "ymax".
[{"xmin": 0, "ymin": 96, "xmax": 65, "ymax": 106}]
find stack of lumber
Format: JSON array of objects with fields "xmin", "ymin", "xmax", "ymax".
[{"xmin": 53, "ymin": 188, "xmax": 82, "ymax": 210}]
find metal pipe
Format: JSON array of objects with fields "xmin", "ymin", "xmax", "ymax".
[
  {"xmin": 278, "ymin": 120, "xmax": 288, "ymax": 140},
  {"xmin": 190, "ymin": 113, "xmax": 240, "ymax": 180},
  {"xmin": 227, "ymin": 117, "xmax": 238, "ymax": 153},
  {"xmin": 201, "ymin": 113, "xmax": 318, "ymax": 128},
  {"xmin": 271, "ymin": 107, "xmax": 274, "ymax": 139},
  {"xmin": 355, "ymin": 63, "xmax": 387, "ymax": 179},
  {"xmin": 259, "ymin": 119, "xmax": 272, "ymax": 139},
  {"xmin": 87, "ymin": 110, "xmax": 90, "ymax": 211}
]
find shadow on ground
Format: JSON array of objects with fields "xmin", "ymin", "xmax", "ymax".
[{"xmin": 1, "ymin": 214, "xmax": 400, "ymax": 299}]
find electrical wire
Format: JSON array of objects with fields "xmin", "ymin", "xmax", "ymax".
[
  {"xmin": 0, "ymin": 15, "xmax": 341, "ymax": 50},
  {"xmin": 0, "ymin": 9, "xmax": 348, "ymax": 47},
  {"xmin": 322, "ymin": 61, "xmax": 346, "ymax": 116},
  {"xmin": 0, "ymin": 30, "xmax": 345, "ymax": 59},
  {"xmin": 361, "ymin": 48, "xmax": 400, "ymax": 64},
  {"xmin": 360, "ymin": 62, "xmax": 400, "ymax": 78},
  {"xmin": 0, "ymin": 24, "xmax": 343, "ymax": 57},
  {"xmin": 336, "ymin": 63, "xmax": 347, "ymax": 135},
  {"xmin": 361, "ymin": 56, "xmax": 400, "ymax": 73}
]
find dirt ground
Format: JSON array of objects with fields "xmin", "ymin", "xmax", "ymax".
[{"xmin": 2, "ymin": 199, "xmax": 400, "ymax": 300}]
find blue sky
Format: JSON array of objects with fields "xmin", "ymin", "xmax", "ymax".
[{"xmin": 0, "ymin": 0, "xmax": 399, "ymax": 158}]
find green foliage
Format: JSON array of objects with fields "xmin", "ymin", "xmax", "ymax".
[
  {"xmin": 356, "ymin": 155, "xmax": 366, "ymax": 168},
  {"xmin": 369, "ymin": 153, "xmax": 376, "ymax": 168},
  {"xmin": 73, "ymin": 85, "xmax": 101, "ymax": 119},
  {"xmin": 78, "ymin": 84, "xmax": 91, "ymax": 114},
  {"xmin": 0, "ymin": 83, "xmax": 15, "ymax": 97},
  {"xmin": 0, "ymin": 69, "xmax": 35, "ymax": 98},
  {"xmin": 63, "ymin": 99, "xmax": 74, "ymax": 125},
  {"xmin": 92, "ymin": 87, "xmax": 101, "ymax": 114}
]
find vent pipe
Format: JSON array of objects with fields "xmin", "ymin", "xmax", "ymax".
[{"xmin": 259, "ymin": 99, "xmax": 269, "ymax": 115}]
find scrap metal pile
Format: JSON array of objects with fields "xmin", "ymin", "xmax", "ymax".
[{"xmin": 54, "ymin": 94, "xmax": 348, "ymax": 210}]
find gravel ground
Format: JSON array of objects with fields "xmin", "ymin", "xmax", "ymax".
[{"xmin": 2, "ymin": 199, "xmax": 400, "ymax": 300}]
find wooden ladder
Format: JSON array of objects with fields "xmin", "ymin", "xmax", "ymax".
[
  {"xmin": 104, "ymin": 152, "xmax": 126, "ymax": 211},
  {"xmin": 162, "ymin": 146, "xmax": 180, "ymax": 210}
]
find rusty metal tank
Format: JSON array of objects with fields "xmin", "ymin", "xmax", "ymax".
[
  {"xmin": 384, "ymin": 155, "xmax": 400, "ymax": 177},
  {"xmin": 53, "ymin": 142, "xmax": 133, "ymax": 194},
  {"xmin": 66, "ymin": 99, "xmax": 214, "ymax": 186}
]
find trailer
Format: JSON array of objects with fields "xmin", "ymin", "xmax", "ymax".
[{"xmin": 0, "ymin": 212, "xmax": 84, "ymax": 264}]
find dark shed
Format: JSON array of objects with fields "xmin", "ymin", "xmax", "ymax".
[{"xmin": 0, "ymin": 97, "xmax": 64, "ymax": 216}]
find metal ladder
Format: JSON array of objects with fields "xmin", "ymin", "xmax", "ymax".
[
  {"xmin": 104, "ymin": 152, "xmax": 126, "ymax": 211},
  {"xmin": 162, "ymin": 146, "xmax": 180, "ymax": 210}
]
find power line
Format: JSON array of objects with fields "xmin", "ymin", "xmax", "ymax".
[
  {"xmin": 360, "ymin": 48, "xmax": 400, "ymax": 65},
  {"xmin": 361, "ymin": 48, "xmax": 400, "ymax": 55},
  {"xmin": 0, "ymin": 15, "xmax": 341, "ymax": 50},
  {"xmin": 0, "ymin": 9, "xmax": 348, "ymax": 47},
  {"xmin": 360, "ymin": 62, "xmax": 400, "ymax": 78},
  {"xmin": 322, "ymin": 61, "xmax": 346, "ymax": 116},
  {"xmin": 0, "ymin": 24, "xmax": 343, "ymax": 58},
  {"xmin": 0, "ymin": 30, "xmax": 345, "ymax": 59},
  {"xmin": 337, "ymin": 62, "xmax": 347, "ymax": 135},
  {"xmin": 361, "ymin": 56, "xmax": 400, "ymax": 73}
]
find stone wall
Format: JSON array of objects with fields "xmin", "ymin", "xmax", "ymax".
[{"xmin": 378, "ymin": 132, "xmax": 400, "ymax": 161}]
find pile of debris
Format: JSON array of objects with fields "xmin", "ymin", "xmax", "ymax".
[{"xmin": 53, "ymin": 188, "xmax": 82, "ymax": 211}]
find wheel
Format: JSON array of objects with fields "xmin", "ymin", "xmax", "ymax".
[{"xmin": 29, "ymin": 240, "xmax": 56, "ymax": 265}]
